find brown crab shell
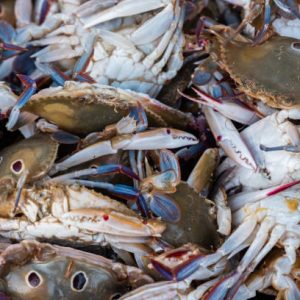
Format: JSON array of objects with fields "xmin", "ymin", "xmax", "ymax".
[
  {"xmin": 220, "ymin": 36, "xmax": 300, "ymax": 109},
  {"xmin": 23, "ymin": 84, "xmax": 194, "ymax": 135},
  {"xmin": 162, "ymin": 182, "xmax": 219, "ymax": 249},
  {"xmin": 0, "ymin": 134, "xmax": 58, "ymax": 186},
  {"xmin": 0, "ymin": 240, "xmax": 153, "ymax": 300}
]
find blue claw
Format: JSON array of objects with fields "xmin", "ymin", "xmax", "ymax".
[
  {"xmin": 151, "ymin": 254, "xmax": 203, "ymax": 281},
  {"xmin": 175, "ymin": 256, "xmax": 203, "ymax": 281},
  {"xmin": 129, "ymin": 103, "xmax": 148, "ymax": 132},
  {"xmin": 150, "ymin": 260, "xmax": 174, "ymax": 280},
  {"xmin": 149, "ymin": 192, "xmax": 181, "ymax": 223},
  {"xmin": 95, "ymin": 164, "xmax": 140, "ymax": 181},
  {"xmin": 159, "ymin": 150, "xmax": 180, "ymax": 174},
  {"xmin": 15, "ymin": 75, "xmax": 37, "ymax": 110}
]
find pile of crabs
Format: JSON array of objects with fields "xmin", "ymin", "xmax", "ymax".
[{"xmin": 0, "ymin": 0, "xmax": 300, "ymax": 299}]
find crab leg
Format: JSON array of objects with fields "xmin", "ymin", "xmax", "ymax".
[
  {"xmin": 48, "ymin": 164, "xmax": 139, "ymax": 183},
  {"xmin": 76, "ymin": 0, "xmax": 119, "ymax": 18},
  {"xmin": 152, "ymin": 9, "xmax": 184, "ymax": 77},
  {"xmin": 81, "ymin": 0, "xmax": 170, "ymax": 28},
  {"xmin": 0, "ymin": 42, "xmax": 27, "ymax": 61},
  {"xmin": 130, "ymin": 2, "xmax": 174, "ymax": 45},
  {"xmin": 6, "ymin": 75, "xmax": 37, "ymax": 131},
  {"xmin": 61, "ymin": 208, "xmax": 162, "ymax": 237},
  {"xmin": 143, "ymin": 0, "xmax": 181, "ymax": 69},
  {"xmin": 15, "ymin": 0, "xmax": 32, "ymax": 27},
  {"xmin": 184, "ymin": 87, "xmax": 259, "ymax": 125},
  {"xmin": 15, "ymin": 13, "xmax": 66, "ymax": 43},
  {"xmin": 214, "ymin": 188, "xmax": 231, "ymax": 236},
  {"xmin": 203, "ymin": 107, "xmax": 257, "ymax": 170},
  {"xmin": 51, "ymin": 128, "xmax": 198, "ymax": 173},
  {"xmin": 229, "ymin": 179, "xmax": 300, "ymax": 211},
  {"xmin": 35, "ymin": 0, "xmax": 54, "ymax": 25}
]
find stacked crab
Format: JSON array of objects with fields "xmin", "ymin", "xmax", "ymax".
[{"xmin": 0, "ymin": 0, "xmax": 300, "ymax": 299}]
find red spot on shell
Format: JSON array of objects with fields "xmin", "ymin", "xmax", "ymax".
[
  {"xmin": 217, "ymin": 135, "xmax": 222, "ymax": 141},
  {"xmin": 12, "ymin": 160, "xmax": 23, "ymax": 173},
  {"xmin": 103, "ymin": 214, "xmax": 109, "ymax": 221}
]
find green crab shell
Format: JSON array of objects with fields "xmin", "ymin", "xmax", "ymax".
[
  {"xmin": 0, "ymin": 134, "xmax": 58, "ymax": 186},
  {"xmin": 162, "ymin": 182, "xmax": 219, "ymax": 249},
  {"xmin": 4, "ymin": 257, "xmax": 128, "ymax": 300},
  {"xmin": 220, "ymin": 36, "xmax": 300, "ymax": 108},
  {"xmin": 23, "ymin": 84, "xmax": 193, "ymax": 135}
]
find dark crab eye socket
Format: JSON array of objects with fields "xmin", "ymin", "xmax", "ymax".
[
  {"xmin": 26, "ymin": 271, "xmax": 43, "ymax": 288},
  {"xmin": 10, "ymin": 159, "xmax": 24, "ymax": 174},
  {"xmin": 71, "ymin": 271, "xmax": 88, "ymax": 292},
  {"xmin": 291, "ymin": 42, "xmax": 300, "ymax": 51},
  {"xmin": 110, "ymin": 293, "xmax": 122, "ymax": 300}
]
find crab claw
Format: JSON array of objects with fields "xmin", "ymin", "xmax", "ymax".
[
  {"xmin": 159, "ymin": 149, "xmax": 180, "ymax": 183},
  {"xmin": 149, "ymin": 192, "xmax": 181, "ymax": 223},
  {"xmin": 204, "ymin": 107, "xmax": 257, "ymax": 170},
  {"xmin": 6, "ymin": 75, "xmax": 36, "ymax": 131},
  {"xmin": 151, "ymin": 247, "xmax": 205, "ymax": 281},
  {"xmin": 115, "ymin": 128, "xmax": 199, "ymax": 150},
  {"xmin": 184, "ymin": 87, "xmax": 259, "ymax": 125},
  {"xmin": 49, "ymin": 164, "xmax": 139, "ymax": 182}
]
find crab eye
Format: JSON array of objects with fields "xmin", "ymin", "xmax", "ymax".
[
  {"xmin": 291, "ymin": 42, "xmax": 300, "ymax": 51},
  {"xmin": 10, "ymin": 159, "xmax": 24, "ymax": 174},
  {"xmin": 26, "ymin": 271, "xmax": 43, "ymax": 288},
  {"xmin": 166, "ymin": 129, "xmax": 171, "ymax": 134},
  {"xmin": 71, "ymin": 271, "xmax": 88, "ymax": 292}
]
